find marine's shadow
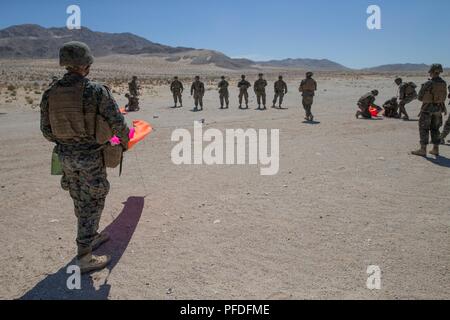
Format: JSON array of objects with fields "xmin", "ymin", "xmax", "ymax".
[
  {"xmin": 426, "ymin": 155, "xmax": 450, "ymax": 168},
  {"xmin": 302, "ymin": 121, "xmax": 321, "ymax": 125},
  {"xmin": 20, "ymin": 196, "xmax": 144, "ymax": 300}
]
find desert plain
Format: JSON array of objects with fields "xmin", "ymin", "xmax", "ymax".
[{"xmin": 0, "ymin": 56, "xmax": 449, "ymax": 300}]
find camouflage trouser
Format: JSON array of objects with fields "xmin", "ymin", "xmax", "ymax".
[
  {"xmin": 303, "ymin": 96, "xmax": 314, "ymax": 117},
  {"xmin": 256, "ymin": 92, "xmax": 266, "ymax": 106},
  {"xmin": 219, "ymin": 91, "xmax": 229, "ymax": 107},
  {"xmin": 273, "ymin": 91, "xmax": 285, "ymax": 106},
  {"xmin": 239, "ymin": 90, "xmax": 249, "ymax": 106},
  {"xmin": 398, "ymin": 96, "xmax": 415, "ymax": 118},
  {"xmin": 173, "ymin": 91, "xmax": 182, "ymax": 105},
  {"xmin": 419, "ymin": 111, "xmax": 443, "ymax": 146},
  {"xmin": 194, "ymin": 94, "xmax": 203, "ymax": 108},
  {"xmin": 442, "ymin": 114, "xmax": 450, "ymax": 139},
  {"xmin": 59, "ymin": 149, "xmax": 110, "ymax": 256}
]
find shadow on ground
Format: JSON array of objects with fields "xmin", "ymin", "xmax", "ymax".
[
  {"xmin": 426, "ymin": 155, "xmax": 450, "ymax": 168},
  {"xmin": 20, "ymin": 196, "xmax": 145, "ymax": 300}
]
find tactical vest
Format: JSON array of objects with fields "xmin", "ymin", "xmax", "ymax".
[
  {"xmin": 49, "ymin": 81, "xmax": 122, "ymax": 168},
  {"xmin": 48, "ymin": 80, "xmax": 96, "ymax": 141},
  {"xmin": 420, "ymin": 80, "xmax": 447, "ymax": 104},
  {"xmin": 301, "ymin": 78, "xmax": 316, "ymax": 92}
]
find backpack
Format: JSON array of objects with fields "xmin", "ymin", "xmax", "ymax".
[{"xmin": 404, "ymin": 82, "xmax": 417, "ymax": 97}]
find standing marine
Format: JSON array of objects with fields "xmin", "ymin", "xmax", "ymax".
[
  {"xmin": 272, "ymin": 75, "xmax": 288, "ymax": 109},
  {"xmin": 191, "ymin": 76, "xmax": 205, "ymax": 111},
  {"xmin": 411, "ymin": 64, "xmax": 447, "ymax": 157},
  {"xmin": 395, "ymin": 77, "xmax": 418, "ymax": 121},
  {"xmin": 299, "ymin": 72, "xmax": 317, "ymax": 121},
  {"xmin": 170, "ymin": 76, "xmax": 184, "ymax": 108},
  {"xmin": 129, "ymin": 76, "xmax": 140, "ymax": 97},
  {"xmin": 356, "ymin": 90, "xmax": 379, "ymax": 119},
  {"xmin": 238, "ymin": 75, "xmax": 251, "ymax": 109},
  {"xmin": 254, "ymin": 73, "xmax": 268, "ymax": 110},
  {"xmin": 39, "ymin": 41, "xmax": 130, "ymax": 273},
  {"xmin": 218, "ymin": 76, "xmax": 230, "ymax": 109}
]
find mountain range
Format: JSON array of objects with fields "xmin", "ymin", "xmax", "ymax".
[{"xmin": 0, "ymin": 24, "xmax": 437, "ymax": 72}]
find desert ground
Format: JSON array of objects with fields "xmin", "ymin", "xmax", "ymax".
[{"xmin": 0, "ymin": 56, "xmax": 449, "ymax": 300}]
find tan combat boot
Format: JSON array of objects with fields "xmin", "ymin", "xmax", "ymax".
[
  {"xmin": 429, "ymin": 145, "xmax": 439, "ymax": 156},
  {"xmin": 411, "ymin": 145, "xmax": 427, "ymax": 157},
  {"xmin": 77, "ymin": 253, "xmax": 111, "ymax": 274}
]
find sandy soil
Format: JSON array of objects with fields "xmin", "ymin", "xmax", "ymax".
[{"xmin": 0, "ymin": 59, "xmax": 449, "ymax": 300}]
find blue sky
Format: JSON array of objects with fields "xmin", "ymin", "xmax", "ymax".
[{"xmin": 1, "ymin": 0, "xmax": 449, "ymax": 69}]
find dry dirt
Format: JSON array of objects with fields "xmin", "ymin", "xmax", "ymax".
[{"xmin": 0, "ymin": 57, "xmax": 449, "ymax": 300}]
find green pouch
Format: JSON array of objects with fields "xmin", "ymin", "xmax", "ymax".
[{"xmin": 51, "ymin": 148, "xmax": 63, "ymax": 176}]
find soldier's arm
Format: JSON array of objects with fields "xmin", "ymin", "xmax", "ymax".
[
  {"xmin": 284, "ymin": 82, "xmax": 288, "ymax": 93},
  {"xmin": 98, "ymin": 85, "xmax": 130, "ymax": 149},
  {"xmin": 314, "ymin": 80, "xmax": 317, "ymax": 91},
  {"xmin": 190, "ymin": 84, "xmax": 194, "ymax": 95},
  {"xmin": 39, "ymin": 89, "xmax": 57, "ymax": 143},
  {"xmin": 299, "ymin": 81, "xmax": 304, "ymax": 92}
]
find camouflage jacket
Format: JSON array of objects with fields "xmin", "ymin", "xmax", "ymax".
[
  {"xmin": 191, "ymin": 81, "xmax": 205, "ymax": 96},
  {"xmin": 218, "ymin": 80, "xmax": 229, "ymax": 93},
  {"xmin": 171, "ymin": 80, "xmax": 184, "ymax": 92},
  {"xmin": 274, "ymin": 80, "xmax": 288, "ymax": 93},
  {"xmin": 40, "ymin": 72, "xmax": 130, "ymax": 152},
  {"xmin": 238, "ymin": 80, "xmax": 251, "ymax": 91},
  {"xmin": 129, "ymin": 80, "xmax": 139, "ymax": 96},
  {"xmin": 254, "ymin": 79, "xmax": 268, "ymax": 93},
  {"xmin": 358, "ymin": 92, "xmax": 376, "ymax": 108}
]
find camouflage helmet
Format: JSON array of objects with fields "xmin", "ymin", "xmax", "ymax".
[
  {"xmin": 221, "ymin": 75, "xmax": 225, "ymax": 79},
  {"xmin": 195, "ymin": 75, "xmax": 200, "ymax": 80},
  {"xmin": 59, "ymin": 41, "xmax": 94, "ymax": 67},
  {"xmin": 371, "ymin": 89, "xmax": 379, "ymax": 96},
  {"xmin": 429, "ymin": 64, "xmax": 443, "ymax": 74},
  {"xmin": 391, "ymin": 97, "xmax": 397, "ymax": 102},
  {"xmin": 278, "ymin": 75, "xmax": 283, "ymax": 80},
  {"xmin": 132, "ymin": 76, "xmax": 138, "ymax": 80},
  {"xmin": 306, "ymin": 72, "xmax": 313, "ymax": 77},
  {"xmin": 241, "ymin": 75, "xmax": 246, "ymax": 79},
  {"xmin": 258, "ymin": 73, "xmax": 264, "ymax": 77},
  {"xmin": 174, "ymin": 76, "xmax": 178, "ymax": 80},
  {"xmin": 394, "ymin": 77, "xmax": 402, "ymax": 84}
]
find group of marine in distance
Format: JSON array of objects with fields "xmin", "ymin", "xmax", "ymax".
[
  {"xmin": 125, "ymin": 73, "xmax": 318, "ymax": 122},
  {"xmin": 124, "ymin": 64, "xmax": 450, "ymax": 157}
]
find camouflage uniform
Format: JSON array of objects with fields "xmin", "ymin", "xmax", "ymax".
[
  {"xmin": 273, "ymin": 78, "xmax": 288, "ymax": 108},
  {"xmin": 238, "ymin": 78, "xmax": 251, "ymax": 108},
  {"xmin": 417, "ymin": 77, "xmax": 447, "ymax": 146},
  {"xmin": 218, "ymin": 78, "xmax": 229, "ymax": 108},
  {"xmin": 357, "ymin": 92, "xmax": 377, "ymax": 119},
  {"xmin": 129, "ymin": 77, "xmax": 140, "ymax": 97},
  {"xmin": 40, "ymin": 72, "xmax": 129, "ymax": 258},
  {"xmin": 191, "ymin": 79, "xmax": 205, "ymax": 110},
  {"xmin": 383, "ymin": 98, "xmax": 399, "ymax": 118},
  {"xmin": 398, "ymin": 82, "xmax": 417, "ymax": 120},
  {"xmin": 254, "ymin": 77, "xmax": 268, "ymax": 109},
  {"xmin": 170, "ymin": 79, "xmax": 184, "ymax": 107},
  {"xmin": 299, "ymin": 74, "xmax": 317, "ymax": 120},
  {"xmin": 125, "ymin": 94, "xmax": 140, "ymax": 112}
]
